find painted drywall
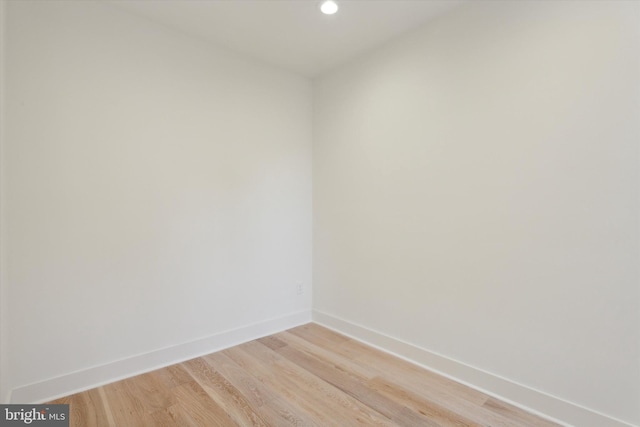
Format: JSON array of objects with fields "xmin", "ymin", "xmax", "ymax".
[
  {"xmin": 313, "ymin": 1, "xmax": 639, "ymax": 425},
  {"xmin": 0, "ymin": 0, "xmax": 8, "ymax": 405},
  {"xmin": 3, "ymin": 0, "xmax": 311, "ymax": 399}
]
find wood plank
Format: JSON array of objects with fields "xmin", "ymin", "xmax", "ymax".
[
  {"xmin": 274, "ymin": 341, "xmax": 440, "ymax": 426},
  {"xmin": 172, "ymin": 380, "xmax": 239, "ymax": 426},
  {"xmin": 241, "ymin": 340, "xmax": 395, "ymax": 427},
  {"xmin": 483, "ymin": 397, "xmax": 561, "ymax": 427},
  {"xmin": 296, "ymin": 325, "xmax": 490, "ymax": 407},
  {"xmin": 148, "ymin": 404, "xmax": 196, "ymax": 427},
  {"xmin": 367, "ymin": 376, "xmax": 482, "ymax": 427},
  {"xmin": 45, "ymin": 323, "xmax": 562, "ymax": 427},
  {"xmin": 205, "ymin": 351, "xmax": 322, "ymax": 427},
  {"xmin": 257, "ymin": 335, "xmax": 288, "ymax": 350},
  {"xmin": 223, "ymin": 344, "xmax": 330, "ymax": 426},
  {"xmin": 182, "ymin": 357, "xmax": 268, "ymax": 427},
  {"xmin": 96, "ymin": 388, "xmax": 116, "ymax": 427},
  {"xmin": 100, "ymin": 378, "xmax": 154, "ymax": 427},
  {"xmin": 275, "ymin": 331, "xmax": 379, "ymax": 379},
  {"xmin": 50, "ymin": 389, "xmax": 111, "ymax": 427}
]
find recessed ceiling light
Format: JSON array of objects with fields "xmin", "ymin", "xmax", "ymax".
[{"xmin": 320, "ymin": 0, "xmax": 339, "ymax": 15}]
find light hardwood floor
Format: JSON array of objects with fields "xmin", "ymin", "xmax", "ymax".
[{"xmin": 50, "ymin": 324, "xmax": 561, "ymax": 426}]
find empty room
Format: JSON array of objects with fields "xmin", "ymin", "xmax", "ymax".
[{"xmin": 0, "ymin": 0, "xmax": 638, "ymax": 426}]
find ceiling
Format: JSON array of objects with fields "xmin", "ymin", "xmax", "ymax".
[{"xmin": 110, "ymin": 0, "xmax": 465, "ymax": 77}]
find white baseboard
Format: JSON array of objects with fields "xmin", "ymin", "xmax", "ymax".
[
  {"xmin": 312, "ymin": 309, "xmax": 636, "ymax": 427},
  {"xmin": 11, "ymin": 310, "xmax": 312, "ymax": 404}
]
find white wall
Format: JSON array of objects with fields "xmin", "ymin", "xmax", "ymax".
[
  {"xmin": 0, "ymin": 0, "xmax": 8, "ymax": 406},
  {"xmin": 3, "ymin": 0, "xmax": 311, "ymax": 401},
  {"xmin": 314, "ymin": 1, "xmax": 639, "ymax": 425}
]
